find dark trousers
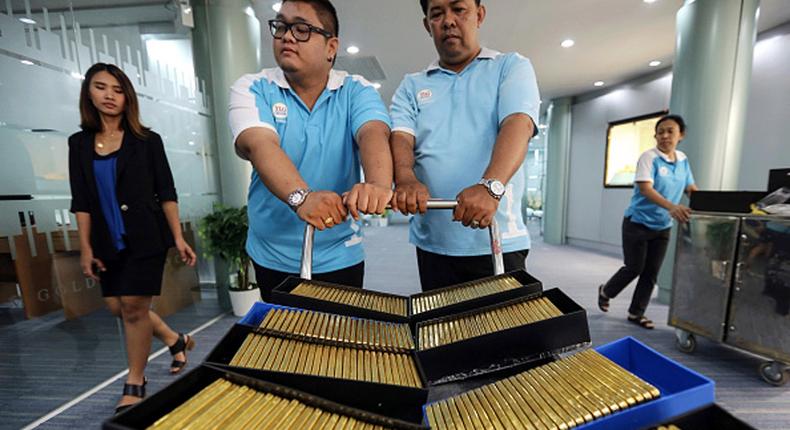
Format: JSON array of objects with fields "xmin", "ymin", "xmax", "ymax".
[
  {"xmin": 602, "ymin": 217, "xmax": 671, "ymax": 317},
  {"xmin": 416, "ymin": 247, "xmax": 529, "ymax": 292},
  {"xmin": 253, "ymin": 261, "xmax": 365, "ymax": 301}
]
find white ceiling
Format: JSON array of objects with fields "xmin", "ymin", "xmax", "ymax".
[
  {"xmin": 254, "ymin": 0, "xmax": 790, "ymax": 103},
  {"xmin": 32, "ymin": 0, "xmax": 790, "ymax": 104}
]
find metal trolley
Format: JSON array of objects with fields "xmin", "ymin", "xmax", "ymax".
[{"xmin": 669, "ymin": 211, "xmax": 790, "ymax": 386}]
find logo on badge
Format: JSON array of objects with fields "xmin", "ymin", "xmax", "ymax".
[
  {"xmin": 417, "ymin": 89, "xmax": 433, "ymax": 104},
  {"xmin": 659, "ymin": 166, "xmax": 670, "ymax": 176},
  {"xmin": 272, "ymin": 103, "xmax": 288, "ymax": 122}
]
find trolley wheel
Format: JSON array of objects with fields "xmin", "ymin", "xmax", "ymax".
[
  {"xmin": 676, "ymin": 333, "xmax": 696, "ymax": 353},
  {"xmin": 759, "ymin": 361, "xmax": 789, "ymax": 387}
]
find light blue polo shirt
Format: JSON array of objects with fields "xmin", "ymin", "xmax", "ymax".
[
  {"xmin": 228, "ymin": 68, "xmax": 391, "ymax": 273},
  {"xmin": 626, "ymin": 147, "xmax": 696, "ymax": 231},
  {"xmin": 389, "ymin": 48, "xmax": 541, "ymax": 256}
]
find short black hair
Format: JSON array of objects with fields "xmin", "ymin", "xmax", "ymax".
[
  {"xmin": 655, "ymin": 114, "xmax": 686, "ymax": 133},
  {"xmin": 282, "ymin": 0, "xmax": 339, "ymax": 36},
  {"xmin": 420, "ymin": 0, "xmax": 481, "ymax": 15}
]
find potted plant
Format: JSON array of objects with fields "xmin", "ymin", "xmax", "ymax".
[{"xmin": 198, "ymin": 204, "xmax": 260, "ymax": 316}]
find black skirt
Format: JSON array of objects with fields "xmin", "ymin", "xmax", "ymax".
[{"xmin": 99, "ymin": 249, "xmax": 167, "ymax": 297}]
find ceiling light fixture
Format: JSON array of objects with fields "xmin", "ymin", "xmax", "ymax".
[
  {"xmin": 346, "ymin": 45, "xmax": 360, "ymax": 55},
  {"xmin": 19, "ymin": 17, "xmax": 36, "ymax": 25},
  {"xmin": 561, "ymin": 39, "xmax": 575, "ymax": 48},
  {"xmin": 594, "ymin": 81, "xmax": 605, "ymax": 87},
  {"xmin": 643, "ymin": 0, "xmax": 658, "ymax": 3},
  {"xmin": 649, "ymin": 60, "xmax": 662, "ymax": 67},
  {"xmin": 272, "ymin": 2, "xmax": 282, "ymax": 12},
  {"xmin": 20, "ymin": 60, "xmax": 34, "ymax": 66}
]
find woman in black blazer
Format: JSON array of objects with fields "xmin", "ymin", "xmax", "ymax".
[{"xmin": 68, "ymin": 63, "xmax": 197, "ymax": 413}]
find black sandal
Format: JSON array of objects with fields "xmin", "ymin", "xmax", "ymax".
[
  {"xmin": 598, "ymin": 285, "xmax": 610, "ymax": 312},
  {"xmin": 169, "ymin": 333, "xmax": 195, "ymax": 374},
  {"xmin": 115, "ymin": 378, "xmax": 146, "ymax": 414},
  {"xmin": 627, "ymin": 315, "xmax": 655, "ymax": 330}
]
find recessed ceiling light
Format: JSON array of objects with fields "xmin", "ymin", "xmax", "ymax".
[
  {"xmin": 346, "ymin": 45, "xmax": 360, "ymax": 55},
  {"xmin": 594, "ymin": 81, "xmax": 605, "ymax": 87},
  {"xmin": 372, "ymin": 82, "xmax": 382, "ymax": 89},
  {"xmin": 643, "ymin": 0, "xmax": 658, "ymax": 3},
  {"xmin": 649, "ymin": 60, "xmax": 662, "ymax": 67},
  {"xmin": 19, "ymin": 17, "xmax": 36, "ymax": 25},
  {"xmin": 561, "ymin": 39, "xmax": 575, "ymax": 48},
  {"xmin": 20, "ymin": 60, "xmax": 34, "ymax": 66},
  {"xmin": 272, "ymin": 2, "xmax": 282, "ymax": 12}
]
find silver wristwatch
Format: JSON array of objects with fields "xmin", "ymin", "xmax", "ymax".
[
  {"xmin": 286, "ymin": 188, "xmax": 312, "ymax": 211},
  {"xmin": 478, "ymin": 178, "xmax": 506, "ymax": 200}
]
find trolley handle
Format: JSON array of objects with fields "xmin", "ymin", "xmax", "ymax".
[{"xmin": 300, "ymin": 199, "xmax": 504, "ymax": 280}]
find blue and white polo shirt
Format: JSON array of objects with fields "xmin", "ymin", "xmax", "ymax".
[
  {"xmin": 626, "ymin": 147, "xmax": 696, "ymax": 231},
  {"xmin": 228, "ymin": 68, "xmax": 391, "ymax": 273},
  {"xmin": 389, "ymin": 47, "xmax": 541, "ymax": 256}
]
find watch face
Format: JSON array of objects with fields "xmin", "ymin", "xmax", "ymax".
[
  {"xmin": 490, "ymin": 180, "xmax": 506, "ymax": 196},
  {"xmin": 288, "ymin": 191, "xmax": 303, "ymax": 207}
]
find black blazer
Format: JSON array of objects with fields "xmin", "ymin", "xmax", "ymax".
[{"xmin": 68, "ymin": 129, "xmax": 177, "ymax": 261}]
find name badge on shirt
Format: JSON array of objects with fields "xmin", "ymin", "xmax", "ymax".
[
  {"xmin": 417, "ymin": 89, "xmax": 433, "ymax": 105},
  {"xmin": 272, "ymin": 102, "xmax": 288, "ymax": 123}
]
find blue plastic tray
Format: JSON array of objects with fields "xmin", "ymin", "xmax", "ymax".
[
  {"xmin": 422, "ymin": 336, "xmax": 715, "ymax": 430},
  {"xmin": 577, "ymin": 336, "xmax": 714, "ymax": 429},
  {"xmin": 238, "ymin": 301, "xmax": 300, "ymax": 326}
]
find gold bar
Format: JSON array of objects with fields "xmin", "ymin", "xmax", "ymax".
[
  {"xmin": 522, "ymin": 368, "xmax": 582, "ymax": 427},
  {"xmin": 456, "ymin": 392, "xmax": 484, "ymax": 429},
  {"xmin": 535, "ymin": 364, "xmax": 596, "ymax": 423},
  {"xmin": 511, "ymin": 373, "xmax": 572, "ymax": 430}
]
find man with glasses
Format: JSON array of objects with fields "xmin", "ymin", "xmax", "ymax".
[
  {"xmin": 229, "ymin": 0, "xmax": 393, "ymax": 300},
  {"xmin": 390, "ymin": 0, "xmax": 541, "ymax": 291}
]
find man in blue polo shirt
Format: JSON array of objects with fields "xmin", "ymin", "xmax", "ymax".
[
  {"xmin": 390, "ymin": 0, "xmax": 540, "ymax": 290},
  {"xmin": 229, "ymin": 0, "xmax": 392, "ymax": 299}
]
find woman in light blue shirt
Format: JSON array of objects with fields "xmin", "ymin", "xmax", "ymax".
[{"xmin": 598, "ymin": 115, "xmax": 698, "ymax": 329}]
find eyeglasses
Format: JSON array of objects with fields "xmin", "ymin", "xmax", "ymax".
[{"xmin": 268, "ymin": 19, "xmax": 334, "ymax": 42}]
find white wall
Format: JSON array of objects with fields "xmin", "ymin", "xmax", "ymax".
[
  {"xmin": 739, "ymin": 23, "xmax": 790, "ymax": 190},
  {"xmin": 565, "ymin": 22, "xmax": 790, "ymax": 252}
]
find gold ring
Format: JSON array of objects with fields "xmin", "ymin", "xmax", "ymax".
[{"xmin": 324, "ymin": 217, "xmax": 334, "ymax": 225}]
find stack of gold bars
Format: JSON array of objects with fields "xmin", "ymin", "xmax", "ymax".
[
  {"xmin": 147, "ymin": 378, "xmax": 396, "ymax": 430},
  {"xmin": 259, "ymin": 308, "xmax": 414, "ymax": 351},
  {"xmin": 411, "ymin": 275, "xmax": 523, "ymax": 314},
  {"xmin": 230, "ymin": 334, "xmax": 422, "ymax": 388},
  {"xmin": 417, "ymin": 296, "xmax": 563, "ymax": 350},
  {"xmin": 425, "ymin": 349, "xmax": 661, "ymax": 429},
  {"xmin": 290, "ymin": 282, "xmax": 408, "ymax": 317},
  {"xmin": 228, "ymin": 308, "xmax": 423, "ymax": 388}
]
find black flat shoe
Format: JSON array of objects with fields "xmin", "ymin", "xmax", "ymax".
[
  {"xmin": 115, "ymin": 378, "xmax": 146, "ymax": 414},
  {"xmin": 169, "ymin": 333, "xmax": 195, "ymax": 374},
  {"xmin": 598, "ymin": 285, "xmax": 610, "ymax": 312}
]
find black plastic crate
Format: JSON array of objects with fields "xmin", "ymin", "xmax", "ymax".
[
  {"xmin": 205, "ymin": 323, "xmax": 429, "ymax": 424},
  {"xmin": 271, "ymin": 276, "xmax": 410, "ymax": 323},
  {"xmin": 643, "ymin": 404, "xmax": 756, "ymax": 430},
  {"xmin": 415, "ymin": 287, "xmax": 590, "ymax": 385},
  {"xmin": 104, "ymin": 364, "xmax": 427, "ymax": 430},
  {"xmin": 408, "ymin": 270, "xmax": 542, "ymax": 330}
]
